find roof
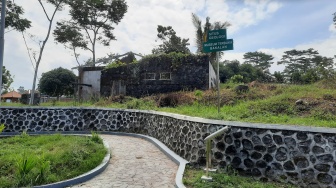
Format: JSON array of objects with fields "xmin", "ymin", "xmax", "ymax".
[{"xmin": 1, "ymin": 91, "xmax": 22, "ymax": 99}]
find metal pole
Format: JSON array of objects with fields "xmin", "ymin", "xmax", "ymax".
[
  {"xmin": 0, "ymin": 0, "xmax": 7, "ymax": 101},
  {"xmin": 216, "ymin": 52, "xmax": 220, "ymax": 113}
]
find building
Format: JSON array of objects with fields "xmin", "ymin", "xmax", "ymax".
[
  {"xmin": 1, "ymin": 91, "xmax": 21, "ymax": 102},
  {"xmin": 100, "ymin": 54, "xmax": 216, "ymax": 98}
]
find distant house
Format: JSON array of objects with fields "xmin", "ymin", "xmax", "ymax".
[
  {"xmin": 100, "ymin": 54, "xmax": 216, "ymax": 98},
  {"xmin": 1, "ymin": 91, "xmax": 21, "ymax": 102}
]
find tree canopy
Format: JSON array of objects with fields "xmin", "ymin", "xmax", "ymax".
[
  {"xmin": 1, "ymin": 66, "xmax": 13, "ymax": 93},
  {"xmin": 39, "ymin": 67, "xmax": 77, "ymax": 97},
  {"xmin": 243, "ymin": 51, "xmax": 274, "ymax": 71},
  {"xmin": 0, "ymin": 1, "xmax": 31, "ymax": 31},
  {"xmin": 53, "ymin": 0, "xmax": 128, "ymax": 66},
  {"xmin": 152, "ymin": 25, "xmax": 190, "ymax": 54},
  {"xmin": 277, "ymin": 48, "xmax": 335, "ymax": 84}
]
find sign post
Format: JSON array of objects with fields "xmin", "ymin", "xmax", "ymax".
[{"xmin": 203, "ymin": 29, "xmax": 234, "ymax": 113}]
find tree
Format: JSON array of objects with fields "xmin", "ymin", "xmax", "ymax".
[
  {"xmin": 1, "ymin": 66, "xmax": 13, "ymax": 93},
  {"xmin": 334, "ymin": 12, "xmax": 336, "ymax": 27},
  {"xmin": 278, "ymin": 48, "xmax": 335, "ymax": 83},
  {"xmin": 152, "ymin": 25, "xmax": 190, "ymax": 54},
  {"xmin": 273, "ymin": 71, "xmax": 285, "ymax": 83},
  {"xmin": 17, "ymin": 86, "xmax": 25, "ymax": 94},
  {"xmin": 53, "ymin": 0, "xmax": 128, "ymax": 66},
  {"xmin": 243, "ymin": 51, "xmax": 274, "ymax": 71},
  {"xmin": 30, "ymin": 0, "xmax": 66, "ymax": 105},
  {"xmin": 191, "ymin": 13, "xmax": 231, "ymax": 63},
  {"xmin": 39, "ymin": 67, "xmax": 77, "ymax": 97},
  {"xmin": 0, "ymin": 1, "xmax": 31, "ymax": 31}
]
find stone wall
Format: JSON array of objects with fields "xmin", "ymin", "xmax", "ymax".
[{"xmin": 1, "ymin": 107, "xmax": 336, "ymax": 187}]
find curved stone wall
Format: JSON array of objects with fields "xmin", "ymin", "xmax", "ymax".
[{"xmin": 1, "ymin": 107, "xmax": 336, "ymax": 187}]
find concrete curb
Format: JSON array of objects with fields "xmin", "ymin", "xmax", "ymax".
[
  {"xmin": 1, "ymin": 131, "xmax": 188, "ymax": 188},
  {"xmin": 0, "ymin": 132, "xmax": 111, "ymax": 188}
]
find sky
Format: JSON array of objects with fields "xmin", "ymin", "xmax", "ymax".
[{"xmin": 3, "ymin": 0, "xmax": 336, "ymax": 91}]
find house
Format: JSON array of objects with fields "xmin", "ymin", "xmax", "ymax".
[
  {"xmin": 1, "ymin": 91, "xmax": 21, "ymax": 102},
  {"xmin": 100, "ymin": 54, "xmax": 217, "ymax": 98},
  {"xmin": 77, "ymin": 52, "xmax": 143, "ymax": 100}
]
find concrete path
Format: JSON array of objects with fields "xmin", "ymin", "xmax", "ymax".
[{"xmin": 70, "ymin": 135, "xmax": 178, "ymax": 188}]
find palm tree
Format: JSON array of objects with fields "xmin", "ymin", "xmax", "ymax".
[{"xmin": 191, "ymin": 13, "xmax": 231, "ymax": 63}]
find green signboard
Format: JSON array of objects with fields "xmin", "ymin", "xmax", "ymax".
[
  {"xmin": 203, "ymin": 29, "xmax": 234, "ymax": 53},
  {"xmin": 203, "ymin": 39, "xmax": 233, "ymax": 53},
  {"xmin": 206, "ymin": 29, "xmax": 227, "ymax": 42}
]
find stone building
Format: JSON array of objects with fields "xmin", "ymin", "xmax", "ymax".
[{"xmin": 100, "ymin": 54, "xmax": 216, "ymax": 98}]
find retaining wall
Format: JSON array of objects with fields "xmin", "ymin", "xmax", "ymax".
[{"xmin": 1, "ymin": 107, "xmax": 336, "ymax": 187}]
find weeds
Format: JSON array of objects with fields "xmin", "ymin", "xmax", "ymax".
[
  {"xmin": 183, "ymin": 166, "xmax": 297, "ymax": 188},
  {"xmin": 0, "ymin": 124, "xmax": 4, "ymax": 133},
  {"xmin": 0, "ymin": 134, "xmax": 106, "ymax": 187},
  {"xmin": 91, "ymin": 131, "xmax": 102, "ymax": 144}
]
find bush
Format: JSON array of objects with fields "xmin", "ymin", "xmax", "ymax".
[{"xmin": 229, "ymin": 75, "xmax": 244, "ymax": 84}]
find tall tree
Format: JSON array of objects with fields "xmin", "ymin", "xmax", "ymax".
[
  {"xmin": 191, "ymin": 13, "xmax": 231, "ymax": 63},
  {"xmin": 152, "ymin": 25, "xmax": 190, "ymax": 54},
  {"xmin": 0, "ymin": 1, "xmax": 31, "ymax": 31},
  {"xmin": 1, "ymin": 66, "xmax": 13, "ymax": 93},
  {"xmin": 278, "ymin": 48, "xmax": 335, "ymax": 83},
  {"xmin": 30, "ymin": 0, "xmax": 65, "ymax": 105},
  {"xmin": 278, "ymin": 48, "xmax": 319, "ymax": 76},
  {"xmin": 39, "ymin": 67, "xmax": 77, "ymax": 98},
  {"xmin": 334, "ymin": 12, "xmax": 336, "ymax": 27},
  {"xmin": 53, "ymin": 0, "xmax": 128, "ymax": 66},
  {"xmin": 243, "ymin": 51, "xmax": 274, "ymax": 71}
]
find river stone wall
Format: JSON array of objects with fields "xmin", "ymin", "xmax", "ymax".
[{"xmin": 1, "ymin": 107, "xmax": 336, "ymax": 187}]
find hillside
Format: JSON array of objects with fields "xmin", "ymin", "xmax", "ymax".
[{"xmin": 92, "ymin": 79, "xmax": 336, "ymax": 128}]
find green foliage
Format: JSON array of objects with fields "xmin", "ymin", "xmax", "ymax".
[
  {"xmin": 0, "ymin": 134, "xmax": 106, "ymax": 187},
  {"xmin": 183, "ymin": 167, "xmax": 296, "ymax": 188},
  {"xmin": 273, "ymin": 71, "xmax": 285, "ymax": 83},
  {"xmin": 152, "ymin": 25, "xmax": 190, "ymax": 54},
  {"xmin": 91, "ymin": 131, "xmax": 102, "ymax": 144},
  {"xmin": 53, "ymin": 0, "xmax": 128, "ymax": 64},
  {"xmin": 135, "ymin": 52, "xmax": 205, "ymax": 70},
  {"xmin": 104, "ymin": 60, "xmax": 127, "ymax": 69},
  {"xmin": 243, "ymin": 51, "xmax": 274, "ymax": 71},
  {"xmin": 219, "ymin": 60, "xmax": 267, "ymax": 83},
  {"xmin": 1, "ymin": 1, "xmax": 31, "ymax": 31},
  {"xmin": 16, "ymin": 152, "xmax": 36, "ymax": 186},
  {"xmin": 229, "ymin": 75, "xmax": 244, "ymax": 84},
  {"xmin": 278, "ymin": 48, "xmax": 335, "ymax": 83},
  {"xmin": 0, "ymin": 124, "xmax": 4, "ymax": 133},
  {"xmin": 1, "ymin": 66, "xmax": 14, "ymax": 93},
  {"xmin": 39, "ymin": 67, "xmax": 77, "ymax": 97}
]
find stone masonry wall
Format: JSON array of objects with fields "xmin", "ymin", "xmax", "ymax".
[
  {"xmin": 100, "ymin": 55, "xmax": 210, "ymax": 98},
  {"xmin": 1, "ymin": 107, "xmax": 336, "ymax": 187}
]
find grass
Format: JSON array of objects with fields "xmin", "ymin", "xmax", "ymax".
[
  {"xmin": 2, "ymin": 82, "xmax": 336, "ymax": 127},
  {"xmin": 183, "ymin": 167, "xmax": 297, "ymax": 188},
  {"xmin": 0, "ymin": 133, "xmax": 106, "ymax": 187}
]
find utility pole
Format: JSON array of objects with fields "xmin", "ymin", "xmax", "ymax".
[{"xmin": 0, "ymin": 0, "xmax": 7, "ymax": 100}]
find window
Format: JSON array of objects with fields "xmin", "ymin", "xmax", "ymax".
[
  {"xmin": 145, "ymin": 73, "xmax": 156, "ymax": 80},
  {"xmin": 160, "ymin": 72, "xmax": 171, "ymax": 80}
]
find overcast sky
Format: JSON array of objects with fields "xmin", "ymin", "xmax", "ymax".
[{"xmin": 3, "ymin": 0, "xmax": 336, "ymax": 90}]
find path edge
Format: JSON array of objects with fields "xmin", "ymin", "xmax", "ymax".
[
  {"xmin": 102, "ymin": 132, "xmax": 188, "ymax": 188},
  {"xmin": 1, "ymin": 132, "xmax": 111, "ymax": 188}
]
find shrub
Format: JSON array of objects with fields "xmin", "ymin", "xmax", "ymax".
[
  {"xmin": 0, "ymin": 124, "xmax": 5, "ymax": 133},
  {"xmin": 229, "ymin": 75, "xmax": 244, "ymax": 84}
]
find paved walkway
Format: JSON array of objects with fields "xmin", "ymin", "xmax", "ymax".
[{"xmin": 70, "ymin": 135, "xmax": 178, "ymax": 188}]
